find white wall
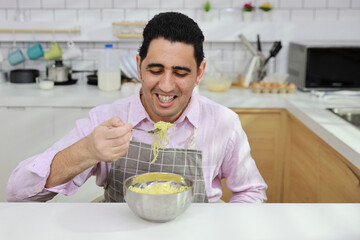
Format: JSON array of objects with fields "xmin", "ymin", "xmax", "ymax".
[{"xmin": 0, "ymin": 0, "xmax": 359, "ymax": 78}]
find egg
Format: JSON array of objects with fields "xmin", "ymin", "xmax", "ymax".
[
  {"xmin": 252, "ymin": 82, "xmax": 261, "ymax": 88},
  {"xmin": 288, "ymin": 83, "xmax": 296, "ymax": 89}
]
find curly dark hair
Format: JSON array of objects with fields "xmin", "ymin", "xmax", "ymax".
[{"xmin": 139, "ymin": 12, "xmax": 205, "ymax": 68}]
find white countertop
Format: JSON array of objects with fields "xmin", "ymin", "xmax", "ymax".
[
  {"xmin": 1, "ymin": 203, "xmax": 359, "ymax": 240},
  {"xmin": 1, "ymin": 81, "xmax": 359, "ymax": 169}
]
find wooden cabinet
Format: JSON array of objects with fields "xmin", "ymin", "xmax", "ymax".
[
  {"xmin": 284, "ymin": 113, "xmax": 319, "ymax": 203},
  {"xmin": 221, "ymin": 109, "xmax": 359, "ymax": 203},
  {"xmin": 221, "ymin": 109, "xmax": 287, "ymax": 203},
  {"xmin": 284, "ymin": 113, "xmax": 360, "ymax": 203},
  {"xmin": 318, "ymin": 142, "xmax": 360, "ymax": 203}
]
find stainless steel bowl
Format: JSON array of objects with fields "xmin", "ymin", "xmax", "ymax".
[{"xmin": 123, "ymin": 172, "xmax": 194, "ymax": 223}]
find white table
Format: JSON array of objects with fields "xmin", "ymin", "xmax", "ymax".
[{"xmin": 1, "ymin": 203, "xmax": 359, "ymax": 240}]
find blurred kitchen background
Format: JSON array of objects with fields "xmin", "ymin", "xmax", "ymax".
[{"xmin": 0, "ymin": 0, "xmax": 359, "ymax": 85}]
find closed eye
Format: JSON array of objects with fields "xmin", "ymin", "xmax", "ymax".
[
  {"xmin": 174, "ymin": 72, "xmax": 188, "ymax": 77},
  {"xmin": 150, "ymin": 69, "xmax": 163, "ymax": 75}
]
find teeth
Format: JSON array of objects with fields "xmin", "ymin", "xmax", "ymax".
[{"xmin": 158, "ymin": 95, "xmax": 174, "ymax": 103}]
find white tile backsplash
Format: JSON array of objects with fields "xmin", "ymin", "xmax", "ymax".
[
  {"xmin": 18, "ymin": 0, "xmax": 41, "ymax": 8},
  {"xmin": 113, "ymin": 0, "xmax": 136, "ymax": 8},
  {"xmin": 304, "ymin": 0, "xmax": 327, "ymax": 8},
  {"xmin": 0, "ymin": 0, "xmax": 17, "ymax": 8},
  {"xmin": 0, "ymin": 0, "xmax": 358, "ymax": 77},
  {"xmin": 291, "ymin": 9, "xmax": 314, "ymax": 21},
  {"xmin": 90, "ymin": 0, "xmax": 113, "ymax": 8},
  {"xmin": 78, "ymin": 9, "xmax": 101, "ymax": 22},
  {"xmin": 30, "ymin": 9, "xmax": 54, "ymax": 22},
  {"xmin": 272, "ymin": 9, "xmax": 291, "ymax": 21},
  {"xmin": 0, "ymin": 9, "xmax": 6, "ymax": 21},
  {"xmin": 352, "ymin": 0, "xmax": 360, "ymax": 7},
  {"xmin": 219, "ymin": 8, "xmax": 241, "ymax": 22},
  {"xmin": 54, "ymin": 9, "xmax": 77, "ymax": 21},
  {"xmin": 184, "ymin": 0, "xmax": 203, "ymax": 8},
  {"xmin": 315, "ymin": 9, "xmax": 338, "ymax": 21},
  {"xmin": 42, "ymin": 0, "xmax": 65, "ymax": 9},
  {"xmin": 328, "ymin": 0, "xmax": 351, "ymax": 8},
  {"xmin": 160, "ymin": 0, "xmax": 183, "ymax": 9},
  {"xmin": 66, "ymin": 0, "xmax": 89, "ymax": 9},
  {"xmin": 125, "ymin": 9, "xmax": 149, "ymax": 21},
  {"xmin": 339, "ymin": 9, "xmax": 360, "ymax": 21},
  {"xmin": 102, "ymin": 9, "xmax": 125, "ymax": 22},
  {"xmin": 138, "ymin": 0, "xmax": 160, "ymax": 9},
  {"xmin": 280, "ymin": 0, "xmax": 302, "ymax": 8},
  {"xmin": 210, "ymin": 0, "xmax": 232, "ymax": 8}
]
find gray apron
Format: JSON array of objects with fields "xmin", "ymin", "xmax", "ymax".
[{"xmin": 104, "ymin": 128, "xmax": 209, "ymax": 203}]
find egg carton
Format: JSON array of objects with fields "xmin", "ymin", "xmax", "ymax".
[{"xmin": 251, "ymin": 87, "xmax": 296, "ymax": 94}]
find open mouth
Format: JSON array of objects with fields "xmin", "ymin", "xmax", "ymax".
[{"xmin": 157, "ymin": 94, "xmax": 177, "ymax": 103}]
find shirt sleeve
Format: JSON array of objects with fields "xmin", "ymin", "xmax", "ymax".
[
  {"xmin": 221, "ymin": 115, "xmax": 268, "ymax": 203},
  {"xmin": 6, "ymin": 117, "xmax": 96, "ymax": 202}
]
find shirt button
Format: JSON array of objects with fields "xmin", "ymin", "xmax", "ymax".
[{"xmin": 38, "ymin": 187, "xmax": 42, "ymax": 192}]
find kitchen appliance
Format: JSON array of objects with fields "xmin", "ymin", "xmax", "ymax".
[
  {"xmin": 328, "ymin": 108, "xmax": 360, "ymax": 129},
  {"xmin": 288, "ymin": 41, "xmax": 360, "ymax": 91},
  {"xmin": 10, "ymin": 69, "xmax": 39, "ymax": 83},
  {"xmin": 46, "ymin": 59, "xmax": 94, "ymax": 83}
]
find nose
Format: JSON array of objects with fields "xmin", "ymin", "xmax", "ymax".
[{"xmin": 158, "ymin": 71, "xmax": 175, "ymax": 93}]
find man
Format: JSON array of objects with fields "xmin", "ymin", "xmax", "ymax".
[{"xmin": 7, "ymin": 12, "xmax": 267, "ymax": 203}]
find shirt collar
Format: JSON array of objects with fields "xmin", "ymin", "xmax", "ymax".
[
  {"xmin": 128, "ymin": 88, "xmax": 200, "ymax": 128},
  {"xmin": 128, "ymin": 88, "xmax": 149, "ymax": 127},
  {"xmin": 174, "ymin": 91, "xmax": 200, "ymax": 128}
]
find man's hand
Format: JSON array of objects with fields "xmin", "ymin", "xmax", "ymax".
[{"xmin": 86, "ymin": 117, "xmax": 133, "ymax": 162}]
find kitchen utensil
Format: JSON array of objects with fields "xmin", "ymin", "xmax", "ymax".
[
  {"xmin": 10, "ymin": 69, "xmax": 39, "ymax": 83},
  {"xmin": 0, "ymin": 71, "xmax": 8, "ymax": 83},
  {"xmin": 263, "ymin": 41, "xmax": 282, "ymax": 66},
  {"xmin": 239, "ymin": 34, "xmax": 257, "ymax": 57},
  {"xmin": 257, "ymin": 34, "xmax": 262, "ymax": 52},
  {"xmin": 27, "ymin": 41, "xmax": 44, "ymax": 60},
  {"xmin": 44, "ymin": 42, "xmax": 62, "ymax": 60},
  {"xmin": 46, "ymin": 59, "xmax": 94, "ymax": 83},
  {"xmin": 62, "ymin": 41, "xmax": 81, "ymax": 60},
  {"xmin": 123, "ymin": 172, "xmax": 194, "ymax": 222},
  {"xmin": 86, "ymin": 74, "xmax": 97, "ymax": 85},
  {"xmin": 107, "ymin": 126, "xmax": 161, "ymax": 134},
  {"xmin": 36, "ymin": 76, "xmax": 54, "ymax": 90},
  {"xmin": 7, "ymin": 47, "xmax": 26, "ymax": 66}
]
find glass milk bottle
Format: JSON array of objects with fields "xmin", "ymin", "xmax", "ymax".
[{"xmin": 98, "ymin": 44, "xmax": 121, "ymax": 91}]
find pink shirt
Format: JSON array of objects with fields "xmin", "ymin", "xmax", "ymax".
[{"xmin": 7, "ymin": 92, "xmax": 267, "ymax": 203}]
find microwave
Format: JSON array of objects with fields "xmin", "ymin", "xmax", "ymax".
[{"xmin": 288, "ymin": 41, "xmax": 360, "ymax": 91}]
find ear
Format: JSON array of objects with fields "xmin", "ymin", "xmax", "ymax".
[
  {"xmin": 136, "ymin": 54, "xmax": 142, "ymax": 81},
  {"xmin": 195, "ymin": 60, "xmax": 206, "ymax": 86}
]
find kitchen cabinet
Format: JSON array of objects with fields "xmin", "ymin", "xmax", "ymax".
[
  {"xmin": 49, "ymin": 107, "xmax": 104, "ymax": 203},
  {"xmin": 318, "ymin": 142, "xmax": 360, "ymax": 203},
  {"xmin": 221, "ymin": 109, "xmax": 287, "ymax": 203},
  {"xmin": 0, "ymin": 106, "xmax": 53, "ymax": 202},
  {"xmin": 0, "ymin": 106, "xmax": 103, "ymax": 203},
  {"xmin": 284, "ymin": 113, "xmax": 360, "ymax": 203}
]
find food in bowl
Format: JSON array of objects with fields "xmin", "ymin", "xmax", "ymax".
[
  {"xmin": 129, "ymin": 181, "xmax": 189, "ymax": 194},
  {"xmin": 205, "ymin": 75, "xmax": 232, "ymax": 92},
  {"xmin": 124, "ymin": 172, "xmax": 194, "ymax": 223}
]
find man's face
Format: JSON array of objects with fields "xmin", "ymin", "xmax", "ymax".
[{"xmin": 136, "ymin": 38, "xmax": 206, "ymax": 123}]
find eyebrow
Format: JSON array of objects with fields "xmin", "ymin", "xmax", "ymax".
[{"xmin": 146, "ymin": 63, "xmax": 191, "ymax": 73}]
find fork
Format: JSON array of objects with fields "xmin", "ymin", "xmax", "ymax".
[
  {"xmin": 133, "ymin": 127, "xmax": 161, "ymax": 134},
  {"xmin": 107, "ymin": 126, "xmax": 160, "ymax": 134}
]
